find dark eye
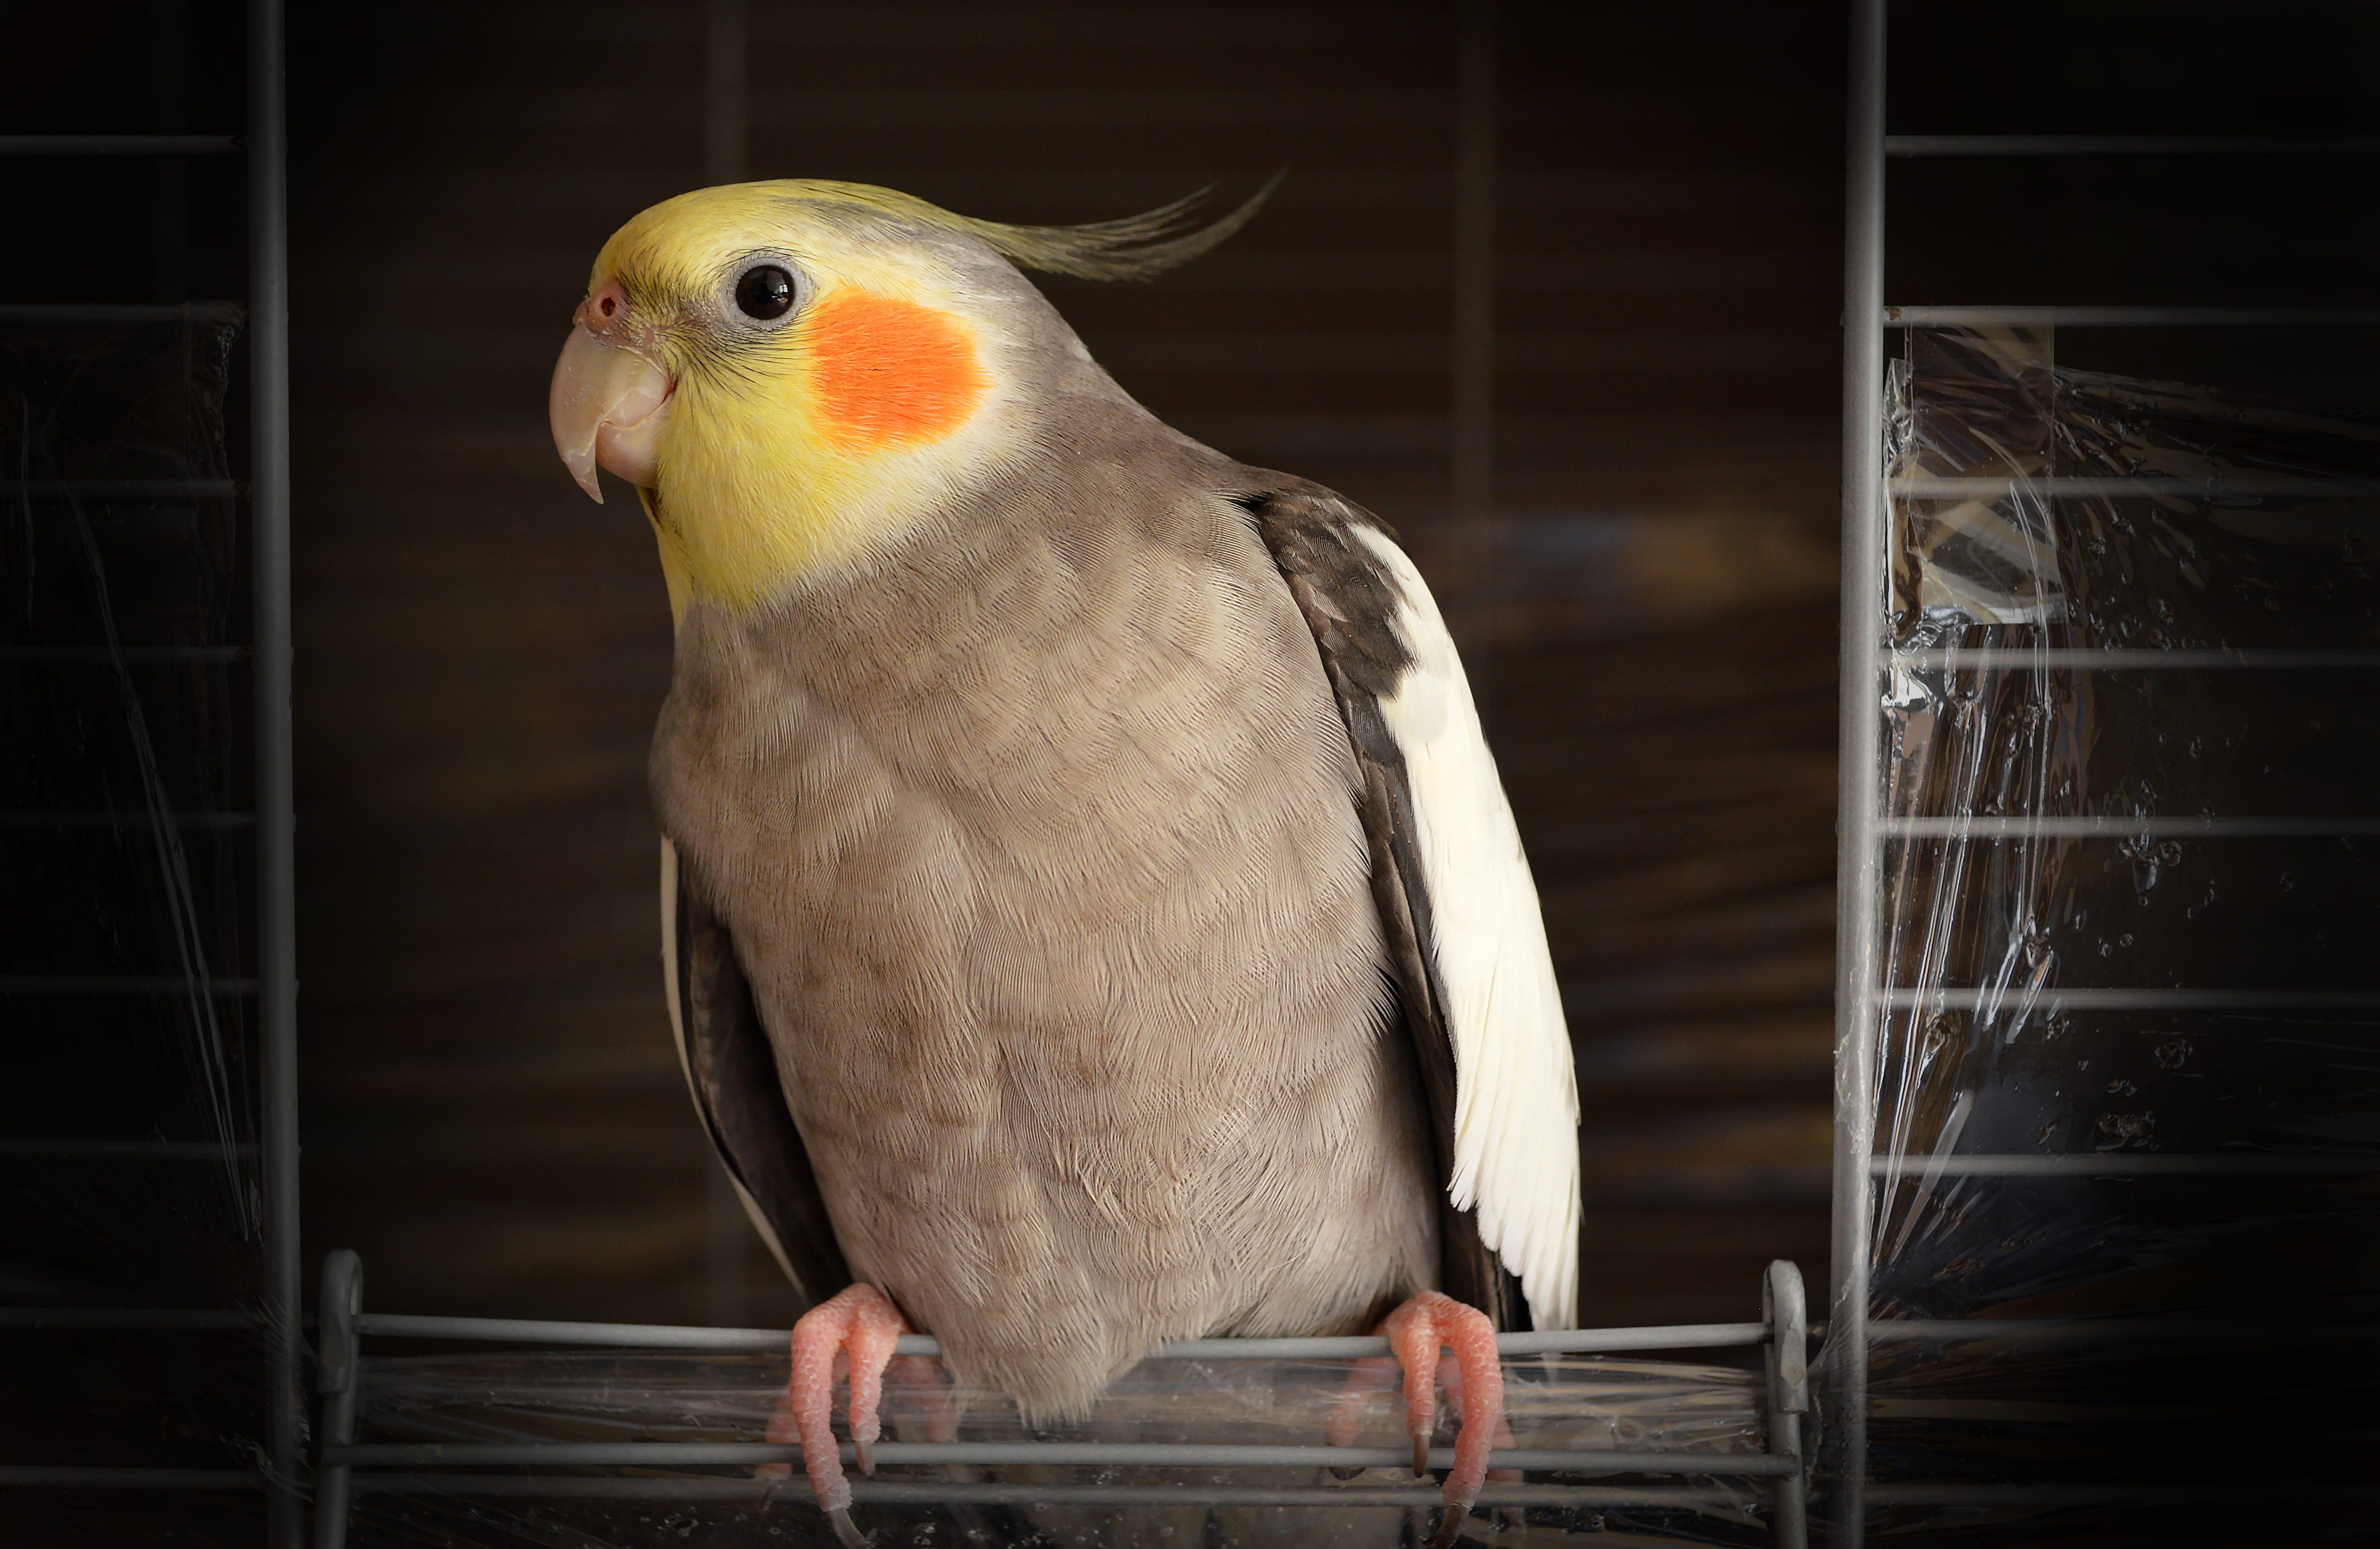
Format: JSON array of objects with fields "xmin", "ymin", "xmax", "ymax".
[{"xmin": 734, "ymin": 265, "xmax": 795, "ymax": 321}]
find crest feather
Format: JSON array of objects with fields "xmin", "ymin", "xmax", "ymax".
[
  {"xmin": 799, "ymin": 174, "xmax": 1283, "ymax": 282},
  {"xmin": 963, "ymin": 173, "xmax": 1284, "ymax": 280}
]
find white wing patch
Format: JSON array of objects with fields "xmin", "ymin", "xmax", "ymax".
[{"xmin": 1353, "ymin": 527, "xmax": 1582, "ymax": 1330}]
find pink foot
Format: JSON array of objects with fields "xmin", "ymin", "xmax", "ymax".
[
  {"xmin": 761, "ymin": 1282, "xmax": 910, "ymax": 1548},
  {"xmin": 1439, "ymin": 1353, "xmax": 1523, "ymax": 1486},
  {"xmin": 1324, "ymin": 1347, "xmax": 1403, "ymax": 1452},
  {"xmin": 884, "ymin": 1351, "xmax": 960, "ymax": 1445},
  {"xmin": 1375, "ymin": 1291, "xmax": 1505, "ymax": 1549}
]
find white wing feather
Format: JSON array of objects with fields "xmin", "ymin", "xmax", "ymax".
[{"xmin": 1353, "ymin": 527, "xmax": 1582, "ymax": 1330}]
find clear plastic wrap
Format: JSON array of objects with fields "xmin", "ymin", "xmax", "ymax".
[
  {"xmin": 336, "ymin": 1343, "xmax": 1783, "ymax": 1547},
  {"xmin": 1, "ymin": 304, "xmax": 274, "ymax": 1538},
  {"xmin": 1825, "ymin": 326, "xmax": 2380, "ymax": 1544}
]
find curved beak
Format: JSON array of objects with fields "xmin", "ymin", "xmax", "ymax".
[{"xmin": 549, "ymin": 284, "xmax": 674, "ymax": 504}]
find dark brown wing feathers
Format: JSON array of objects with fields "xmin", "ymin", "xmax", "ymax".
[
  {"xmin": 675, "ymin": 874, "xmax": 851, "ymax": 1310},
  {"xmin": 1237, "ymin": 478, "xmax": 1529, "ymax": 1333}
]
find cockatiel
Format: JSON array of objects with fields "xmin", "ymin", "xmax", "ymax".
[{"xmin": 548, "ymin": 181, "xmax": 1580, "ymax": 1548}]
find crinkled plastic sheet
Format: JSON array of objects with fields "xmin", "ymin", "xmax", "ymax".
[
  {"xmin": 1826, "ymin": 327, "xmax": 2380, "ymax": 1544},
  {"xmin": 339, "ymin": 1346, "xmax": 1781, "ymax": 1547},
  {"xmin": 0, "ymin": 305, "xmax": 275, "ymax": 1542}
]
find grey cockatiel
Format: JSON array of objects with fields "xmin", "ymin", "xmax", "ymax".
[{"xmin": 547, "ymin": 180, "xmax": 1581, "ymax": 1547}]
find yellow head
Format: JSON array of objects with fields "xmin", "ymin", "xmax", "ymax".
[{"xmin": 548, "ymin": 179, "xmax": 1272, "ymax": 618}]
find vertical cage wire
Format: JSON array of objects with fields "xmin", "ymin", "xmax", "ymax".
[
  {"xmin": 1832, "ymin": 5, "xmax": 2380, "ymax": 1541},
  {"xmin": 248, "ymin": 0, "xmax": 304, "ymax": 1539},
  {"xmin": 1828, "ymin": 0, "xmax": 1888, "ymax": 1543}
]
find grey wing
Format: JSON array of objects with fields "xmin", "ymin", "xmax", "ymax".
[
  {"xmin": 1239, "ymin": 479, "xmax": 1534, "ymax": 1333},
  {"xmin": 661, "ymin": 837, "xmax": 851, "ymax": 1310}
]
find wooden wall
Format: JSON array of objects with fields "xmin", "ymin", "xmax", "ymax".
[{"xmin": 290, "ymin": 1, "xmax": 1845, "ymax": 1332}]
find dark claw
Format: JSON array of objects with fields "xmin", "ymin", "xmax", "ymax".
[
  {"xmin": 1427, "ymin": 1504, "xmax": 1468, "ymax": 1549},
  {"xmin": 1412, "ymin": 1433, "xmax": 1431, "ymax": 1478}
]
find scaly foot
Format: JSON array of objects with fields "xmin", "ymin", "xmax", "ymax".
[
  {"xmin": 1330, "ymin": 1291, "xmax": 1505, "ymax": 1549},
  {"xmin": 761, "ymin": 1282, "xmax": 911, "ymax": 1549}
]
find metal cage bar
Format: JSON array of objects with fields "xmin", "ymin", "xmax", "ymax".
[
  {"xmin": 1835, "ymin": 4, "xmax": 2380, "ymax": 1543},
  {"xmin": 0, "ymin": 1, "xmax": 300, "ymax": 1533},
  {"xmin": 309, "ymin": 1252, "xmax": 1811, "ymax": 1547},
  {"xmin": 1828, "ymin": 2, "xmax": 1888, "ymax": 1545},
  {"xmin": 0, "ymin": 134, "xmax": 241, "ymax": 156},
  {"xmin": 1885, "ymin": 134, "xmax": 2380, "ymax": 157},
  {"xmin": 249, "ymin": 0, "xmax": 305, "ymax": 1541}
]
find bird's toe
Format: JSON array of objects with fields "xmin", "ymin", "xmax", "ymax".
[
  {"xmin": 1378, "ymin": 1291, "xmax": 1504, "ymax": 1541},
  {"xmin": 766, "ymin": 1282, "xmax": 913, "ymax": 1523},
  {"xmin": 1324, "ymin": 1350, "xmax": 1401, "ymax": 1451}
]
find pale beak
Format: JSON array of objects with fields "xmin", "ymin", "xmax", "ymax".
[{"xmin": 549, "ymin": 282, "xmax": 674, "ymax": 504}]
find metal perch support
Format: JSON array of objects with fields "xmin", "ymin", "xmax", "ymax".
[{"xmin": 310, "ymin": 1250, "xmax": 1811, "ymax": 1547}]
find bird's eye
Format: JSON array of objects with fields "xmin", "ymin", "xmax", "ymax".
[{"xmin": 735, "ymin": 265, "xmax": 796, "ymax": 321}]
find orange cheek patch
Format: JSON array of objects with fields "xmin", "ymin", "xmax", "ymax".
[{"xmin": 806, "ymin": 290, "xmax": 989, "ymax": 453}]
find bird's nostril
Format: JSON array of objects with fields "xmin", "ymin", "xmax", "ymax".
[{"xmin": 599, "ymin": 295, "xmax": 618, "ymax": 318}]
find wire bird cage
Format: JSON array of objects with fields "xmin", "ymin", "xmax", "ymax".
[
  {"xmin": 11, "ymin": 4, "xmax": 2380, "ymax": 1546},
  {"xmin": 0, "ymin": 0, "xmax": 302, "ymax": 1542},
  {"xmin": 1825, "ymin": 3, "xmax": 2380, "ymax": 1542}
]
